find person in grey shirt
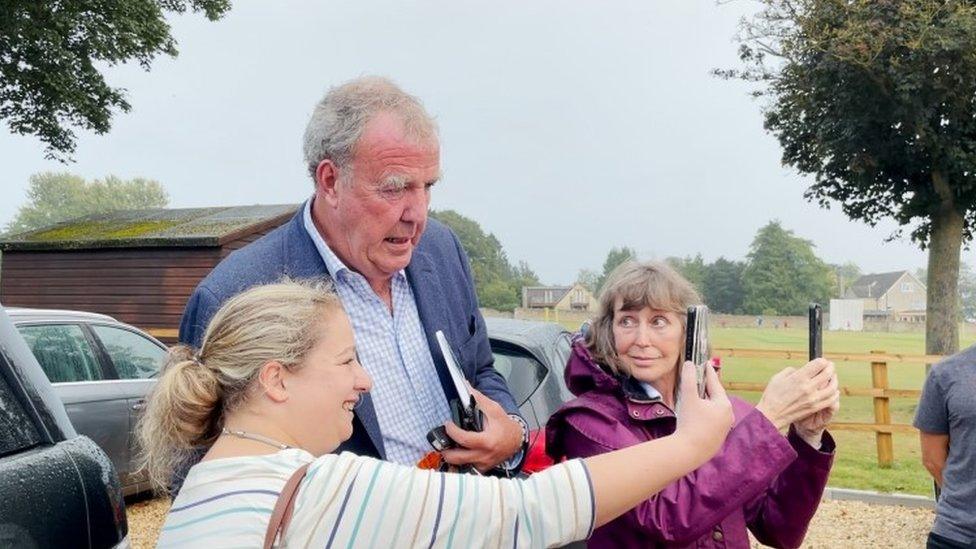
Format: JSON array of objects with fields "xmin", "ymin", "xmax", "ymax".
[{"xmin": 914, "ymin": 345, "xmax": 976, "ymax": 548}]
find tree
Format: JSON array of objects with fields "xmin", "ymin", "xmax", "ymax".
[
  {"xmin": 511, "ymin": 260, "xmax": 542, "ymax": 304},
  {"xmin": 702, "ymin": 257, "xmax": 746, "ymax": 314},
  {"xmin": 597, "ymin": 246, "xmax": 637, "ymax": 292},
  {"xmin": 720, "ymin": 1, "xmax": 976, "ymax": 355},
  {"xmin": 5, "ymin": 172, "xmax": 169, "ymax": 235},
  {"xmin": 918, "ymin": 263, "xmax": 976, "ymax": 321},
  {"xmin": 575, "ymin": 268, "xmax": 600, "ymax": 293},
  {"xmin": 429, "ymin": 209, "xmax": 539, "ymax": 312},
  {"xmin": 740, "ymin": 221, "xmax": 833, "ymax": 315},
  {"xmin": 1, "ymin": 0, "xmax": 231, "ymax": 160},
  {"xmin": 958, "ymin": 262, "xmax": 976, "ymax": 321},
  {"xmin": 830, "ymin": 262, "xmax": 862, "ymax": 298},
  {"xmin": 666, "ymin": 254, "xmax": 706, "ymax": 290}
]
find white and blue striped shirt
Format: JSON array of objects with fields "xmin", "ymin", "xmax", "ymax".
[
  {"xmin": 158, "ymin": 449, "xmax": 595, "ymax": 548},
  {"xmin": 303, "ymin": 201, "xmax": 453, "ymax": 465}
]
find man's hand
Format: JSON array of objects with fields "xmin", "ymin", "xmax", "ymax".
[{"xmin": 441, "ymin": 387, "xmax": 524, "ymax": 472}]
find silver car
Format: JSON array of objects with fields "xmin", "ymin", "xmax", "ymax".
[{"xmin": 6, "ymin": 307, "xmax": 167, "ymax": 496}]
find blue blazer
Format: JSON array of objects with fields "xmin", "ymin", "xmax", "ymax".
[{"xmin": 179, "ymin": 205, "xmax": 520, "ymax": 460}]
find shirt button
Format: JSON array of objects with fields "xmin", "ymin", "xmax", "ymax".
[
  {"xmin": 632, "ymin": 410, "xmax": 640, "ymax": 418},
  {"xmin": 655, "ymin": 409, "xmax": 665, "ymax": 416},
  {"xmin": 712, "ymin": 529, "xmax": 724, "ymax": 542}
]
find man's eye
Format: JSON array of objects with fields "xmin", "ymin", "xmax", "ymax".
[{"xmin": 380, "ymin": 186, "xmax": 406, "ymax": 198}]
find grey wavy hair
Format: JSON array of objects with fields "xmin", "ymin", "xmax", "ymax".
[{"xmin": 302, "ymin": 76, "xmax": 439, "ymax": 183}]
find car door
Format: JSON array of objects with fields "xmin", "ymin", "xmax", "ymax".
[
  {"xmin": 14, "ymin": 322, "xmax": 133, "ymax": 486},
  {"xmin": 87, "ymin": 323, "xmax": 166, "ymax": 492},
  {"xmin": 0, "ymin": 346, "xmax": 94, "ymax": 548}
]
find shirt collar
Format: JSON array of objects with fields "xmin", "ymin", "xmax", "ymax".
[
  {"xmin": 638, "ymin": 381, "xmax": 663, "ymax": 400},
  {"xmin": 302, "ymin": 198, "xmax": 407, "ymax": 282}
]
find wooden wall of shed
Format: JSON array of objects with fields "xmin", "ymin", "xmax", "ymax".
[
  {"xmin": 0, "ymin": 223, "xmax": 284, "ymax": 345},
  {"xmin": 0, "ymin": 248, "xmax": 221, "ymax": 344}
]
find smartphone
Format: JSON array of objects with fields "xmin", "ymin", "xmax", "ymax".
[
  {"xmin": 809, "ymin": 303, "xmax": 823, "ymax": 360},
  {"xmin": 685, "ymin": 305, "xmax": 710, "ymax": 398}
]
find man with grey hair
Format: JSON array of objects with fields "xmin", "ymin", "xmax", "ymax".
[{"xmin": 179, "ymin": 76, "xmax": 527, "ymax": 476}]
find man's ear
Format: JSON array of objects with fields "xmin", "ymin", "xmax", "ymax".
[
  {"xmin": 315, "ymin": 159, "xmax": 342, "ymax": 206},
  {"xmin": 257, "ymin": 361, "xmax": 290, "ymax": 403}
]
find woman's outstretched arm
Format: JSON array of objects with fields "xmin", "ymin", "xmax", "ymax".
[{"xmin": 583, "ymin": 362, "xmax": 732, "ymax": 527}]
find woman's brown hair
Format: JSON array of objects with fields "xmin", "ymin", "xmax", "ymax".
[{"xmin": 586, "ymin": 260, "xmax": 702, "ymax": 377}]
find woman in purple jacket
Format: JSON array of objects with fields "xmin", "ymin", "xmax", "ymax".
[{"xmin": 546, "ymin": 260, "xmax": 840, "ymax": 548}]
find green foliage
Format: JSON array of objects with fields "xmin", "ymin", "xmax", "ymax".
[
  {"xmin": 666, "ymin": 254, "xmax": 706, "ymax": 290},
  {"xmin": 956, "ymin": 262, "xmax": 976, "ymax": 320},
  {"xmin": 575, "ymin": 268, "xmax": 600, "ymax": 293},
  {"xmin": 0, "ymin": 0, "xmax": 231, "ymax": 160},
  {"xmin": 5, "ymin": 172, "xmax": 169, "ymax": 235},
  {"xmin": 720, "ymin": 0, "xmax": 976, "ymax": 353},
  {"xmin": 741, "ymin": 221, "xmax": 833, "ymax": 315},
  {"xmin": 596, "ymin": 246, "xmax": 636, "ymax": 292},
  {"xmin": 429, "ymin": 209, "xmax": 539, "ymax": 312},
  {"xmin": 701, "ymin": 257, "xmax": 746, "ymax": 314},
  {"xmin": 721, "ymin": 0, "xmax": 976, "ymax": 246},
  {"xmin": 830, "ymin": 261, "xmax": 863, "ymax": 297}
]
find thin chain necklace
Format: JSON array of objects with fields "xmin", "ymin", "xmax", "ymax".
[{"xmin": 221, "ymin": 427, "xmax": 294, "ymax": 450}]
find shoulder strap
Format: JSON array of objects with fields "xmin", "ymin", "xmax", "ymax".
[{"xmin": 263, "ymin": 463, "xmax": 310, "ymax": 549}]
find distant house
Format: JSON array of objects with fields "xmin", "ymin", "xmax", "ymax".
[
  {"xmin": 844, "ymin": 270, "xmax": 927, "ymax": 322},
  {"xmin": 0, "ymin": 204, "xmax": 299, "ymax": 342},
  {"xmin": 522, "ymin": 284, "xmax": 597, "ymax": 311}
]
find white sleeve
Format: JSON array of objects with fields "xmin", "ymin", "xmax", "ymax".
[{"xmin": 286, "ymin": 453, "xmax": 594, "ymax": 548}]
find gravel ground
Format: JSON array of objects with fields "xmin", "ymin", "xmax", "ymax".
[
  {"xmin": 754, "ymin": 500, "xmax": 934, "ymax": 548},
  {"xmin": 127, "ymin": 497, "xmax": 934, "ymax": 548}
]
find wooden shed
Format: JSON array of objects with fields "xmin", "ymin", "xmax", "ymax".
[{"xmin": 0, "ymin": 204, "xmax": 298, "ymax": 343}]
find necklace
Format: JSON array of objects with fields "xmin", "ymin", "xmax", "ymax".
[{"xmin": 221, "ymin": 427, "xmax": 293, "ymax": 450}]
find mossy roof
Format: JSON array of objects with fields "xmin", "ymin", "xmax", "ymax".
[{"xmin": 0, "ymin": 204, "xmax": 300, "ymax": 251}]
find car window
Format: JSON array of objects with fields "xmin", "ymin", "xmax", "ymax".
[
  {"xmin": 491, "ymin": 343, "xmax": 548, "ymax": 406},
  {"xmin": 0, "ymin": 353, "xmax": 43, "ymax": 456},
  {"xmin": 90, "ymin": 325, "xmax": 165, "ymax": 379},
  {"xmin": 17, "ymin": 325, "xmax": 104, "ymax": 383}
]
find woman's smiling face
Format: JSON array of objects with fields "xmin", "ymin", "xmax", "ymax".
[
  {"xmin": 612, "ymin": 302, "xmax": 684, "ymax": 393},
  {"xmin": 286, "ymin": 309, "xmax": 372, "ymax": 456}
]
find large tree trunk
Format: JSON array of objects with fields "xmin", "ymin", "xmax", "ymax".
[{"xmin": 925, "ymin": 172, "xmax": 964, "ymax": 357}]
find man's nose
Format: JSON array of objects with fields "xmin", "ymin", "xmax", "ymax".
[{"xmin": 401, "ymin": 186, "xmax": 430, "ymax": 223}]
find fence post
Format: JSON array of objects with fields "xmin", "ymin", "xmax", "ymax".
[{"xmin": 871, "ymin": 350, "xmax": 894, "ymax": 468}]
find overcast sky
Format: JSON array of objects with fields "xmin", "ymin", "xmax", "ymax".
[{"xmin": 0, "ymin": 0, "xmax": 962, "ymax": 284}]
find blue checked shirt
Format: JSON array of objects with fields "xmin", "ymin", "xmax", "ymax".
[{"xmin": 303, "ymin": 201, "xmax": 453, "ymax": 465}]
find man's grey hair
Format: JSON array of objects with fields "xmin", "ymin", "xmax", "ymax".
[{"xmin": 302, "ymin": 76, "xmax": 439, "ymax": 181}]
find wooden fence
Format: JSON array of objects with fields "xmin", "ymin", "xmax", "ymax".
[{"xmin": 715, "ymin": 348, "xmax": 941, "ymax": 468}]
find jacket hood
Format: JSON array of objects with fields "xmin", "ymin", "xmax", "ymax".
[
  {"xmin": 565, "ymin": 336, "xmax": 665, "ymax": 402},
  {"xmin": 565, "ymin": 336, "xmax": 632, "ymax": 396}
]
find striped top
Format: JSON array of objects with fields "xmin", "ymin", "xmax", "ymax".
[{"xmin": 157, "ymin": 449, "xmax": 595, "ymax": 548}]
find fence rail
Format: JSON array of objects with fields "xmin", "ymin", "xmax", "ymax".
[{"xmin": 717, "ymin": 347, "xmax": 939, "ymax": 467}]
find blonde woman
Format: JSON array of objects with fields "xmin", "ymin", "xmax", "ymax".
[
  {"xmin": 546, "ymin": 261, "xmax": 839, "ymax": 548},
  {"xmin": 139, "ymin": 279, "xmax": 733, "ymax": 548}
]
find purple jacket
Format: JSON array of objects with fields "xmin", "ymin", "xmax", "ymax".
[{"xmin": 546, "ymin": 340, "xmax": 834, "ymax": 548}]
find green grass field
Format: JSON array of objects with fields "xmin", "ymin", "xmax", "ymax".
[{"xmin": 557, "ymin": 322, "xmax": 976, "ymax": 496}]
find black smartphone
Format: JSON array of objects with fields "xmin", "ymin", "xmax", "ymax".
[
  {"xmin": 809, "ymin": 303, "xmax": 823, "ymax": 360},
  {"xmin": 426, "ymin": 331, "xmax": 485, "ymax": 455},
  {"xmin": 685, "ymin": 305, "xmax": 710, "ymax": 398}
]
